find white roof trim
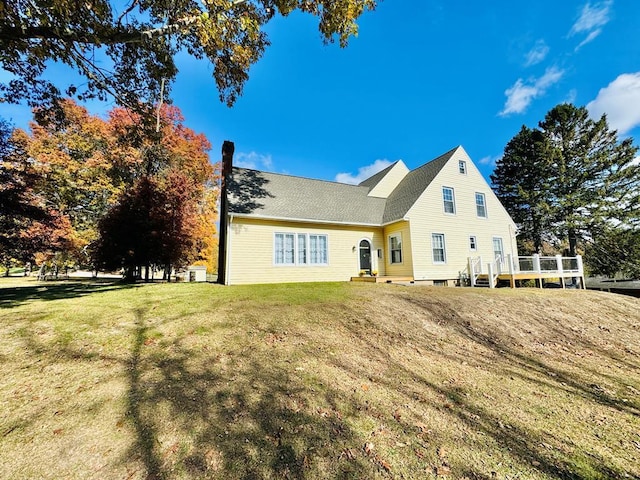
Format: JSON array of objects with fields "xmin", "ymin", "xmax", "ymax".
[{"xmin": 229, "ymin": 213, "xmax": 382, "ymax": 227}]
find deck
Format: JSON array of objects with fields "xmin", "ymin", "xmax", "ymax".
[{"xmin": 469, "ymin": 254, "xmax": 585, "ymax": 289}]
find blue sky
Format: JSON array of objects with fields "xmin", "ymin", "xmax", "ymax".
[{"xmin": 3, "ymin": 1, "xmax": 640, "ymax": 184}]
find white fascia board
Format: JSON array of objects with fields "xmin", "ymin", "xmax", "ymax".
[{"xmin": 229, "ymin": 213, "xmax": 382, "ymax": 228}]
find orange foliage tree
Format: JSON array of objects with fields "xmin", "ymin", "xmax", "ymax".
[{"xmin": 16, "ymin": 100, "xmax": 218, "ymax": 273}]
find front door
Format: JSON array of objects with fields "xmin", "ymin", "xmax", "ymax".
[{"xmin": 359, "ymin": 240, "xmax": 372, "ymax": 274}]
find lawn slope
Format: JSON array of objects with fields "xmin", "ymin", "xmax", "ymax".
[{"xmin": 0, "ymin": 281, "xmax": 639, "ymax": 479}]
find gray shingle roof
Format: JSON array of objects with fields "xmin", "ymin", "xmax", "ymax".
[
  {"xmin": 227, "ymin": 146, "xmax": 458, "ymax": 226},
  {"xmin": 228, "ymin": 168, "xmax": 387, "ymax": 225},
  {"xmin": 382, "ymin": 147, "xmax": 457, "ymax": 223}
]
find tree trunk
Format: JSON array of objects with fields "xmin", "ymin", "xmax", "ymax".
[{"xmin": 568, "ymin": 228, "xmax": 578, "ymax": 257}]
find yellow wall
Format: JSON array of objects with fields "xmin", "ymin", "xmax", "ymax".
[
  {"xmin": 227, "ymin": 217, "xmax": 385, "ymax": 284},
  {"xmin": 383, "ymin": 221, "xmax": 414, "ymax": 277},
  {"xmin": 406, "ymin": 147, "xmax": 518, "ymax": 280},
  {"xmin": 367, "ymin": 161, "xmax": 409, "ymax": 198}
]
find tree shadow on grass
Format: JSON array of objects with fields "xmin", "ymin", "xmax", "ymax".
[
  {"xmin": 0, "ymin": 280, "xmax": 140, "ymax": 309},
  {"xmin": 330, "ymin": 295, "xmax": 640, "ymax": 480},
  {"xmin": 123, "ymin": 308, "xmax": 378, "ymax": 479},
  {"xmin": 402, "ymin": 295, "xmax": 640, "ymax": 416}
]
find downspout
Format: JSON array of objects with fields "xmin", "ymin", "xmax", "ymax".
[{"xmin": 508, "ymin": 223, "xmax": 517, "ymax": 270}]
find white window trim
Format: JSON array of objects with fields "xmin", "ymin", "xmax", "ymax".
[
  {"xmin": 388, "ymin": 233, "xmax": 403, "ymax": 265},
  {"xmin": 442, "ymin": 186, "xmax": 456, "ymax": 215},
  {"xmin": 274, "ymin": 233, "xmax": 295, "ymax": 266},
  {"xmin": 273, "ymin": 232, "xmax": 329, "ymax": 266},
  {"xmin": 492, "ymin": 236, "xmax": 504, "ymax": 259},
  {"xmin": 475, "ymin": 192, "xmax": 487, "ymax": 218},
  {"xmin": 458, "ymin": 160, "xmax": 467, "ymax": 175},
  {"xmin": 308, "ymin": 233, "xmax": 329, "ymax": 266},
  {"xmin": 432, "ymin": 233, "xmax": 447, "ymax": 264},
  {"xmin": 469, "ymin": 235, "xmax": 477, "ymax": 252}
]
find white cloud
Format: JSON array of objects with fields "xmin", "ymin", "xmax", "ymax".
[
  {"xmin": 335, "ymin": 159, "xmax": 394, "ymax": 185},
  {"xmin": 524, "ymin": 40, "xmax": 549, "ymax": 67},
  {"xmin": 235, "ymin": 151, "xmax": 273, "ymax": 170},
  {"xmin": 586, "ymin": 72, "xmax": 640, "ymax": 134},
  {"xmin": 499, "ymin": 67, "xmax": 565, "ymax": 116},
  {"xmin": 570, "ymin": 1, "xmax": 612, "ymax": 49},
  {"xmin": 478, "ymin": 155, "xmax": 500, "ymax": 168},
  {"xmin": 575, "ymin": 29, "xmax": 602, "ymax": 50},
  {"xmin": 564, "ymin": 89, "xmax": 578, "ymax": 104}
]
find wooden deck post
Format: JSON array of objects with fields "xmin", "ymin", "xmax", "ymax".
[
  {"xmin": 506, "ymin": 254, "xmax": 515, "ymax": 288},
  {"xmin": 533, "ymin": 254, "xmax": 542, "ymax": 288},
  {"xmin": 487, "ymin": 262, "xmax": 495, "ymax": 289},
  {"xmin": 556, "ymin": 255, "xmax": 565, "ymax": 288},
  {"xmin": 468, "ymin": 257, "xmax": 476, "ymax": 287},
  {"xmin": 576, "ymin": 255, "xmax": 585, "ymax": 289},
  {"xmin": 533, "ymin": 254, "xmax": 541, "ymax": 273}
]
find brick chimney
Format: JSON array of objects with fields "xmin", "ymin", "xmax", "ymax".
[{"xmin": 217, "ymin": 140, "xmax": 234, "ymax": 284}]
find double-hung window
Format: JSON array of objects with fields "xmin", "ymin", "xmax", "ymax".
[
  {"xmin": 442, "ymin": 187, "xmax": 456, "ymax": 214},
  {"xmin": 432, "ymin": 233, "xmax": 446, "ymax": 263},
  {"xmin": 275, "ymin": 233, "xmax": 328, "ymax": 265},
  {"xmin": 297, "ymin": 234, "xmax": 307, "ymax": 264},
  {"xmin": 309, "ymin": 234, "xmax": 328, "ymax": 265},
  {"xmin": 389, "ymin": 234, "xmax": 402, "ymax": 264},
  {"xmin": 475, "ymin": 192, "xmax": 487, "ymax": 218},
  {"xmin": 459, "ymin": 160, "xmax": 467, "ymax": 174},
  {"xmin": 274, "ymin": 233, "xmax": 295, "ymax": 265}
]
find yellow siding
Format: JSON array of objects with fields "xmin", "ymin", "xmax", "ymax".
[
  {"xmin": 407, "ymin": 147, "xmax": 518, "ymax": 280},
  {"xmin": 383, "ymin": 221, "xmax": 414, "ymax": 277},
  {"xmin": 227, "ymin": 217, "xmax": 385, "ymax": 285},
  {"xmin": 368, "ymin": 161, "xmax": 409, "ymax": 198}
]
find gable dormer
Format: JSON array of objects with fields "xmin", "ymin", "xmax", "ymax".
[{"xmin": 359, "ymin": 160, "xmax": 410, "ymax": 199}]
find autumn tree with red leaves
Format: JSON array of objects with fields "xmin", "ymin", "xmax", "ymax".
[{"xmin": 12, "ymin": 100, "xmax": 218, "ymax": 276}]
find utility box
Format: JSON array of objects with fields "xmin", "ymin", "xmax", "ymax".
[{"xmin": 186, "ymin": 265, "xmax": 207, "ymax": 282}]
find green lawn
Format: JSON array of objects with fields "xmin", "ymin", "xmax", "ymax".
[{"xmin": 1, "ymin": 278, "xmax": 639, "ymax": 479}]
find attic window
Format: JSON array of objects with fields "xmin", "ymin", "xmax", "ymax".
[{"xmin": 459, "ymin": 161, "xmax": 467, "ymax": 174}]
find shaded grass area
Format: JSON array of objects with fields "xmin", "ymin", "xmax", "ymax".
[{"xmin": 0, "ymin": 279, "xmax": 639, "ymax": 479}]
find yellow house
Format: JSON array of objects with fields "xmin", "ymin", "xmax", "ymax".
[{"xmin": 218, "ymin": 143, "xmax": 518, "ymax": 285}]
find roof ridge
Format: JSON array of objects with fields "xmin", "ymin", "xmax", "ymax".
[
  {"xmin": 233, "ymin": 166, "xmax": 369, "ymax": 189},
  {"xmin": 357, "ymin": 161, "xmax": 400, "ymax": 188}
]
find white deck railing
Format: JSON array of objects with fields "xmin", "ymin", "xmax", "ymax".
[{"xmin": 467, "ymin": 254, "xmax": 584, "ymax": 288}]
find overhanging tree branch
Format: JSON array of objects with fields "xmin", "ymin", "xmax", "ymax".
[{"xmin": 0, "ymin": 16, "xmax": 201, "ymax": 45}]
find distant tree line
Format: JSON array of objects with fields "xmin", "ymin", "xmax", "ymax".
[
  {"xmin": 0, "ymin": 100, "xmax": 218, "ymax": 280},
  {"xmin": 492, "ymin": 103, "xmax": 640, "ymax": 279}
]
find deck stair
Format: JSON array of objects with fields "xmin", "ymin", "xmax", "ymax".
[{"xmin": 474, "ymin": 274, "xmax": 492, "ymax": 288}]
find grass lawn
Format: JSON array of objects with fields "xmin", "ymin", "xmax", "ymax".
[{"xmin": 1, "ymin": 278, "xmax": 639, "ymax": 479}]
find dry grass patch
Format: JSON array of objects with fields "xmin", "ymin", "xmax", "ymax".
[{"xmin": 0, "ymin": 278, "xmax": 639, "ymax": 479}]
